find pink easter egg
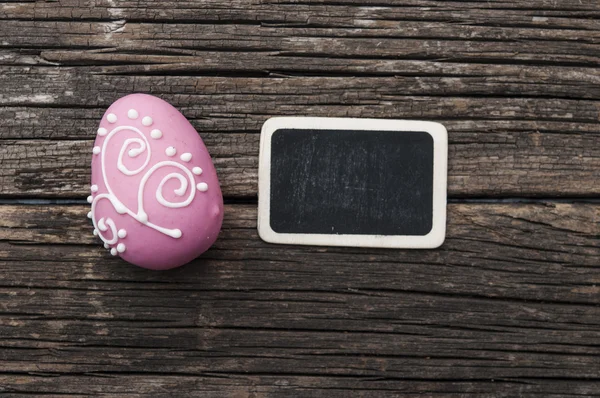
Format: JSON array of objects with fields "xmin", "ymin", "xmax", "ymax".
[{"xmin": 89, "ymin": 94, "xmax": 224, "ymax": 270}]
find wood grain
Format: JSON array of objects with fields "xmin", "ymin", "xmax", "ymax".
[
  {"xmin": 0, "ymin": 203, "xmax": 599, "ymax": 396},
  {"xmin": 2, "ymin": 0, "xmax": 600, "ymax": 32},
  {"xmin": 1, "ymin": 20, "xmax": 599, "ymax": 66},
  {"xmin": 1, "ymin": 203, "xmax": 599, "ymax": 300},
  {"xmin": 2, "ymin": 376, "xmax": 599, "ymax": 397},
  {"xmin": 1, "ymin": 0, "xmax": 600, "ymax": 395}
]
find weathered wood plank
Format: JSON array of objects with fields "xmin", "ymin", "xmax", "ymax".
[
  {"xmin": 1, "ymin": 19, "xmax": 599, "ymax": 66},
  {"xmin": 3, "ymin": 67, "xmax": 599, "ymax": 107},
  {"xmin": 2, "ymin": 129, "xmax": 599, "ymax": 198},
  {"xmin": 2, "ymin": 375, "xmax": 599, "ymax": 397},
  {"xmin": 3, "ymin": 106, "xmax": 600, "ymax": 140},
  {"xmin": 0, "ymin": 203, "xmax": 598, "ymax": 302},
  {"xmin": 34, "ymin": 53, "xmax": 600, "ymax": 101},
  {"xmin": 0, "ymin": 203, "xmax": 598, "ymax": 395},
  {"xmin": 2, "ymin": 0, "xmax": 599, "ymax": 32},
  {"xmin": 2, "ymin": 64, "xmax": 600, "ymax": 101},
  {"xmin": 2, "ymin": 18, "xmax": 600, "ymax": 47}
]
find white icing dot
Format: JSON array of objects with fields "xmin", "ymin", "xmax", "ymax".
[
  {"xmin": 165, "ymin": 146, "xmax": 176, "ymax": 156},
  {"xmin": 180, "ymin": 153, "xmax": 192, "ymax": 162},
  {"xmin": 104, "ymin": 243, "xmax": 110, "ymax": 249},
  {"xmin": 87, "ymin": 195, "xmax": 93, "ymax": 203},
  {"xmin": 192, "ymin": 167, "xmax": 203, "ymax": 175},
  {"xmin": 171, "ymin": 229, "xmax": 182, "ymax": 239},
  {"xmin": 87, "ymin": 211, "xmax": 92, "ymax": 219},
  {"xmin": 97, "ymin": 127, "xmax": 107, "ymax": 136},
  {"xmin": 117, "ymin": 243, "xmax": 126, "ymax": 253},
  {"xmin": 138, "ymin": 212, "xmax": 148, "ymax": 223},
  {"xmin": 127, "ymin": 109, "xmax": 139, "ymax": 119},
  {"xmin": 150, "ymin": 129, "xmax": 162, "ymax": 139},
  {"xmin": 93, "ymin": 146, "xmax": 101, "ymax": 155},
  {"xmin": 197, "ymin": 182, "xmax": 208, "ymax": 192},
  {"xmin": 110, "ymin": 248, "xmax": 118, "ymax": 256},
  {"xmin": 142, "ymin": 116, "xmax": 153, "ymax": 126},
  {"xmin": 93, "ymin": 229, "xmax": 98, "ymax": 236},
  {"xmin": 91, "ymin": 185, "xmax": 98, "ymax": 192},
  {"xmin": 117, "ymin": 229, "xmax": 127, "ymax": 239},
  {"xmin": 107, "ymin": 113, "xmax": 117, "ymax": 123}
]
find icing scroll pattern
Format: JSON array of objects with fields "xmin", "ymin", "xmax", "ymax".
[{"xmin": 90, "ymin": 122, "xmax": 207, "ymax": 249}]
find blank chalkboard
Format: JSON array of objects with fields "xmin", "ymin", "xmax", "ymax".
[
  {"xmin": 270, "ymin": 128, "xmax": 434, "ymax": 235},
  {"xmin": 258, "ymin": 118, "xmax": 448, "ymax": 249}
]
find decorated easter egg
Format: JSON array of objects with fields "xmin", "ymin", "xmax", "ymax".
[{"xmin": 88, "ymin": 94, "xmax": 223, "ymax": 270}]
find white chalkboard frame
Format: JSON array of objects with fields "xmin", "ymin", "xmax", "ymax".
[{"xmin": 258, "ymin": 117, "xmax": 448, "ymax": 248}]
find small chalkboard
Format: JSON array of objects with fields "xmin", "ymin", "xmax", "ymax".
[{"xmin": 258, "ymin": 117, "xmax": 448, "ymax": 248}]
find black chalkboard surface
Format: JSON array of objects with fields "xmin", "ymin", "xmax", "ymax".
[
  {"xmin": 258, "ymin": 118, "xmax": 448, "ymax": 248},
  {"xmin": 270, "ymin": 129, "xmax": 434, "ymax": 235}
]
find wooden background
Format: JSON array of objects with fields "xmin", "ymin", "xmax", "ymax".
[{"xmin": 1, "ymin": 0, "xmax": 599, "ymax": 396}]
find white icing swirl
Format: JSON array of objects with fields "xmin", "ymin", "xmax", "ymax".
[
  {"xmin": 116, "ymin": 135, "xmax": 150, "ymax": 176},
  {"xmin": 93, "ymin": 196, "xmax": 119, "ymax": 245},
  {"xmin": 149, "ymin": 164, "xmax": 196, "ymax": 209}
]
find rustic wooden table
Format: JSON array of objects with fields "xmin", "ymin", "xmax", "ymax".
[{"xmin": 1, "ymin": 1, "xmax": 599, "ymax": 396}]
